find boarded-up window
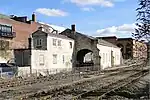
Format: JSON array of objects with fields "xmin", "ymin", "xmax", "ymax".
[
  {"xmin": 39, "ymin": 55, "xmax": 44, "ymax": 65},
  {"xmin": 53, "ymin": 54, "xmax": 57, "ymax": 64}
]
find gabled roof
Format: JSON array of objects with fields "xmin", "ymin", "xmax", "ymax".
[
  {"xmin": 32, "ymin": 30, "xmax": 74, "ymax": 40},
  {"xmin": 38, "ymin": 22, "xmax": 66, "ymax": 33},
  {"xmin": 61, "ymin": 28, "xmax": 96, "ymax": 40},
  {"xmin": 61, "ymin": 28, "xmax": 119, "ymax": 48},
  {"xmin": 0, "ymin": 13, "xmax": 10, "ymax": 19},
  {"xmin": 98, "ymin": 39, "xmax": 119, "ymax": 48},
  {"xmin": 96, "ymin": 36, "xmax": 117, "ymax": 39}
]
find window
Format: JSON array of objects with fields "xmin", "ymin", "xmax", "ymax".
[
  {"xmin": 53, "ymin": 54, "xmax": 57, "ymax": 64},
  {"xmin": 109, "ymin": 54, "xmax": 110, "ymax": 62},
  {"xmin": 69, "ymin": 42, "xmax": 72, "ymax": 48},
  {"xmin": 103, "ymin": 53, "xmax": 105, "ymax": 63},
  {"xmin": 106, "ymin": 53, "xmax": 107, "ymax": 62},
  {"xmin": 0, "ymin": 24, "xmax": 13, "ymax": 37},
  {"xmin": 62, "ymin": 55, "xmax": 65, "ymax": 64},
  {"xmin": 39, "ymin": 55, "xmax": 44, "ymax": 65},
  {"xmin": 53, "ymin": 39, "xmax": 57, "ymax": 46},
  {"xmin": 37, "ymin": 38, "xmax": 42, "ymax": 46},
  {"xmin": 58, "ymin": 40, "xmax": 61, "ymax": 46}
]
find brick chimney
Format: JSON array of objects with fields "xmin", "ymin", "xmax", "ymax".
[
  {"xmin": 32, "ymin": 12, "xmax": 36, "ymax": 22},
  {"xmin": 71, "ymin": 24, "xmax": 75, "ymax": 32}
]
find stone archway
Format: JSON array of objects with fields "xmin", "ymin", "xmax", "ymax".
[
  {"xmin": 76, "ymin": 49, "xmax": 94, "ymax": 67},
  {"xmin": 126, "ymin": 43, "xmax": 132, "ymax": 59}
]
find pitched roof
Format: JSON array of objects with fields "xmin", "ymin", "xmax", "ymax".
[
  {"xmin": 61, "ymin": 29, "xmax": 119, "ymax": 48},
  {"xmin": 38, "ymin": 22, "xmax": 66, "ymax": 33},
  {"xmin": 0, "ymin": 13, "xmax": 10, "ymax": 19},
  {"xmin": 61, "ymin": 28, "xmax": 96, "ymax": 40},
  {"xmin": 32, "ymin": 30, "xmax": 74, "ymax": 40},
  {"xmin": 98, "ymin": 39, "xmax": 119, "ymax": 48}
]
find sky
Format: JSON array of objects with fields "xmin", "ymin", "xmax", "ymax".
[{"xmin": 0, "ymin": 0, "xmax": 138, "ymax": 38}]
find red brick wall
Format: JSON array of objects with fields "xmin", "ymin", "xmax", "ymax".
[{"xmin": 0, "ymin": 18, "xmax": 40, "ymax": 49}]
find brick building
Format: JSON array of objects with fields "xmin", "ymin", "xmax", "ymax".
[
  {"xmin": 0, "ymin": 13, "xmax": 67, "ymax": 66},
  {"xmin": 97, "ymin": 36, "xmax": 147, "ymax": 59},
  {"xmin": 0, "ymin": 13, "xmax": 39, "ymax": 49}
]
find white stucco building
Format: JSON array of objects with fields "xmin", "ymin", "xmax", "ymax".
[
  {"xmin": 30, "ymin": 25, "xmax": 122, "ymax": 74},
  {"xmin": 31, "ymin": 27, "xmax": 74, "ymax": 74},
  {"xmin": 97, "ymin": 39, "xmax": 121, "ymax": 69}
]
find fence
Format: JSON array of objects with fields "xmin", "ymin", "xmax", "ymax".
[{"xmin": 14, "ymin": 67, "xmax": 72, "ymax": 78}]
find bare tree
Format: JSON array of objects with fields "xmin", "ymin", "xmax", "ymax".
[{"xmin": 133, "ymin": 0, "xmax": 150, "ymax": 64}]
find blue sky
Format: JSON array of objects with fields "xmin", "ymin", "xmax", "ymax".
[{"xmin": 0, "ymin": 0, "xmax": 138, "ymax": 37}]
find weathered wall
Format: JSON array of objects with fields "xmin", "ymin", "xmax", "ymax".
[
  {"xmin": 60, "ymin": 29, "xmax": 101, "ymax": 69},
  {"xmin": 0, "ymin": 37, "xmax": 14, "ymax": 62},
  {"xmin": 97, "ymin": 44, "xmax": 121, "ymax": 69},
  {"xmin": 0, "ymin": 18, "xmax": 39, "ymax": 49},
  {"xmin": 31, "ymin": 31, "xmax": 74, "ymax": 73},
  {"xmin": 133, "ymin": 40, "xmax": 147, "ymax": 59}
]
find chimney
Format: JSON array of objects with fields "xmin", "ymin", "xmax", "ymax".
[
  {"xmin": 71, "ymin": 24, "xmax": 75, "ymax": 32},
  {"xmin": 32, "ymin": 12, "xmax": 36, "ymax": 22},
  {"xmin": 38, "ymin": 26, "xmax": 44, "ymax": 31}
]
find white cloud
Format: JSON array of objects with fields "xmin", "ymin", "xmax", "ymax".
[
  {"xmin": 81, "ymin": 7, "xmax": 95, "ymax": 11},
  {"xmin": 35, "ymin": 8, "xmax": 68, "ymax": 17},
  {"xmin": 96, "ymin": 23, "xmax": 136, "ymax": 37},
  {"xmin": 66, "ymin": 0, "xmax": 114, "ymax": 7}
]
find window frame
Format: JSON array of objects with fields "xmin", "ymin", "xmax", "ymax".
[
  {"xmin": 58, "ymin": 40, "xmax": 61, "ymax": 46},
  {"xmin": 53, "ymin": 54, "xmax": 57, "ymax": 64},
  {"xmin": 39, "ymin": 54, "xmax": 44, "ymax": 65},
  {"xmin": 36, "ymin": 38, "xmax": 43, "ymax": 46},
  {"xmin": 53, "ymin": 38, "xmax": 57, "ymax": 46},
  {"xmin": 69, "ymin": 42, "xmax": 72, "ymax": 49}
]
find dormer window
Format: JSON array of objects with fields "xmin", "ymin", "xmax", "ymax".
[
  {"xmin": 36, "ymin": 38, "xmax": 43, "ymax": 48},
  {"xmin": 37, "ymin": 38, "xmax": 42, "ymax": 46}
]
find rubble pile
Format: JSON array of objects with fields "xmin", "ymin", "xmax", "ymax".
[{"xmin": 124, "ymin": 58, "xmax": 146, "ymax": 66}]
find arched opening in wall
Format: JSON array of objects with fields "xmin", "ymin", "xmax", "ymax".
[
  {"xmin": 117, "ymin": 43, "xmax": 124, "ymax": 56},
  {"xmin": 76, "ymin": 49, "xmax": 94, "ymax": 67},
  {"xmin": 126, "ymin": 43, "xmax": 132, "ymax": 59}
]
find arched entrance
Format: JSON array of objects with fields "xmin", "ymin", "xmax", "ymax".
[
  {"xmin": 126, "ymin": 43, "xmax": 132, "ymax": 59},
  {"xmin": 76, "ymin": 49, "xmax": 94, "ymax": 67}
]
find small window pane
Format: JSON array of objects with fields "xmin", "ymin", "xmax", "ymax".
[
  {"xmin": 53, "ymin": 54, "xmax": 57, "ymax": 64},
  {"xmin": 69, "ymin": 42, "xmax": 72, "ymax": 48}
]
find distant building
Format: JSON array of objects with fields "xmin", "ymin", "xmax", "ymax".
[
  {"xmin": 0, "ymin": 13, "xmax": 67, "ymax": 67},
  {"xmin": 30, "ymin": 27, "xmax": 74, "ymax": 74},
  {"xmin": 97, "ymin": 36, "xmax": 147, "ymax": 59}
]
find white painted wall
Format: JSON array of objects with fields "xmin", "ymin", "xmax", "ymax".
[
  {"xmin": 0, "ymin": 57, "xmax": 7, "ymax": 63},
  {"xmin": 97, "ymin": 44, "xmax": 121, "ymax": 69},
  {"xmin": 31, "ymin": 35, "xmax": 74, "ymax": 74}
]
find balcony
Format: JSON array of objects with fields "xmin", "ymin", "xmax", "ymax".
[{"xmin": 0, "ymin": 31, "xmax": 16, "ymax": 38}]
